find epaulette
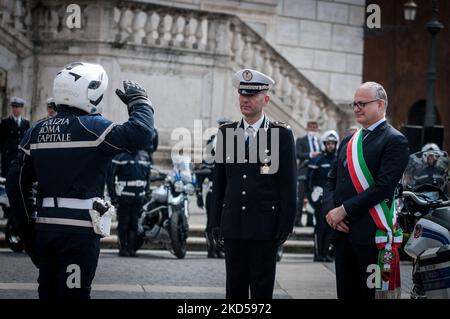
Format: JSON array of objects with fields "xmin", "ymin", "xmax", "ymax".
[
  {"xmin": 219, "ymin": 121, "xmax": 237, "ymax": 128},
  {"xmin": 272, "ymin": 121, "xmax": 291, "ymax": 129}
]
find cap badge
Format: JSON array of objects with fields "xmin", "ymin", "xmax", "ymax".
[{"xmin": 243, "ymin": 70, "xmax": 253, "ymax": 81}]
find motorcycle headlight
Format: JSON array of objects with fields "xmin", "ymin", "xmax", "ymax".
[
  {"xmin": 174, "ymin": 180, "xmax": 184, "ymax": 193},
  {"xmin": 184, "ymin": 183, "xmax": 196, "ymax": 195}
]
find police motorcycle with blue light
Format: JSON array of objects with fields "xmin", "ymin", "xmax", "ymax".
[
  {"xmin": 135, "ymin": 156, "xmax": 195, "ymax": 259},
  {"xmin": 396, "ymin": 143, "xmax": 450, "ymax": 298}
]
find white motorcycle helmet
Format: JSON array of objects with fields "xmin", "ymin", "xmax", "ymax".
[
  {"xmin": 421, "ymin": 143, "xmax": 440, "ymax": 152},
  {"xmin": 53, "ymin": 61, "xmax": 108, "ymax": 114},
  {"xmin": 320, "ymin": 130, "xmax": 339, "ymax": 152}
]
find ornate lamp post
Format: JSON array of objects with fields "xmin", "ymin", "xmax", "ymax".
[{"xmin": 404, "ymin": 0, "xmax": 444, "ymax": 128}]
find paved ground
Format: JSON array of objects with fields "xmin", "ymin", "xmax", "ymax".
[
  {"xmin": 0, "ymin": 247, "xmax": 413, "ymax": 299},
  {"xmin": 0, "ymin": 201, "xmax": 414, "ymax": 299}
]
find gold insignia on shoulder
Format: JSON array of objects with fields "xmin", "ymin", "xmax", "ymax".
[
  {"xmin": 219, "ymin": 121, "xmax": 237, "ymax": 128},
  {"xmin": 272, "ymin": 121, "xmax": 290, "ymax": 129}
]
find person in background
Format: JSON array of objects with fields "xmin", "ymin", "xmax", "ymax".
[
  {"xmin": 307, "ymin": 130, "xmax": 339, "ymax": 262},
  {"xmin": 0, "ymin": 97, "xmax": 30, "ymax": 178},
  {"xmin": 46, "ymin": 97, "xmax": 57, "ymax": 118},
  {"xmin": 295, "ymin": 120, "xmax": 320, "ymax": 227},
  {"xmin": 202, "ymin": 117, "xmax": 230, "ymax": 258},
  {"xmin": 107, "ymin": 150, "xmax": 151, "ymax": 257}
]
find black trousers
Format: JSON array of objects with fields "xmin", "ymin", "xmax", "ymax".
[
  {"xmin": 224, "ymin": 239, "xmax": 278, "ymax": 299},
  {"xmin": 311, "ymin": 201, "xmax": 332, "ymax": 257},
  {"xmin": 296, "ymin": 181, "xmax": 313, "ymax": 225},
  {"xmin": 297, "ymin": 180, "xmax": 306, "ymax": 216},
  {"xmin": 205, "ymin": 187, "xmax": 213, "ymax": 232},
  {"xmin": 36, "ymin": 231, "xmax": 100, "ymax": 299},
  {"xmin": 117, "ymin": 199, "xmax": 142, "ymax": 252},
  {"xmin": 333, "ymin": 236, "xmax": 379, "ymax": 299}
]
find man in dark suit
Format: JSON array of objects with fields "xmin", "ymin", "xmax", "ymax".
[
  {"xmin": 0, "ymin": 97, "xmax": 30, "ymax": 177},
  {"xmin": 295, "ymin": 120, "xmax": 320, "ymax": 226},
  {"xmin": 323, "ymin": 82, "xmax": 410, "ymax": 299},
  {"xmin": 210, "ymin": 69, "xmax": 297, "ymax": 299}
]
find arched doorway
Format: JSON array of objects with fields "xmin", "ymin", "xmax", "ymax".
[{"xmin": 407, "ymin": 100, "xmax": 441, "ymax": 126}]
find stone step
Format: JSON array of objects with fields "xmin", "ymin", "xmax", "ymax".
[
  {"xmin": 0, "ymin": 230, "xmax": 314, "ymax": 254},
  {"xmin": 152, "ymin": 146, "xmax": 174, "ymax": 169},
  {"xmin": 0, "ymin": 220, "xmax": 314, "ymax": 253},
  {"xmin": 0, "ymin": 219, "xmax": 313, "ymax": 240}
]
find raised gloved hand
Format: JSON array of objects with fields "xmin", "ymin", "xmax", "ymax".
[
  {"xmin": 115, "ymin": 80, "xmax": 152, "ymax": 114},
  {"xmin": 274, "ymin": 231, "xmax": 290, "ymax": 247},
  {"xmin": 211, "ymin": 226, "xmax": 224, "ymax": 250}
]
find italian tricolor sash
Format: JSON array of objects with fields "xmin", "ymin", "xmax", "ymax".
[{"xmin": 347, "ymin": 129, "xmax": 402, "ymax": 299}]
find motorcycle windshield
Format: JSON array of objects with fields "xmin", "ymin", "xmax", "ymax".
[
  {"xmin": 172, "ymin": 155, "xmax": 193, "ymax": 183},
  {"xmin": 401, "ymin": 150, "xmax": 449, "ymax": 192}
]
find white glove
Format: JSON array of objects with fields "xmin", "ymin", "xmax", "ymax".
[{"xmin": 311, "ymin": 186, "xmax": 323, "ymax": 203}]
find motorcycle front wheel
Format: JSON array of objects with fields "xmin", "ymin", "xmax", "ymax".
[
  {"xmin": 169, "ymin": 208, "xmax": 187, "ymax": 259},
  {"xmin": 5, "ymin": 218, "xmax": 24, "ymax": 252}
]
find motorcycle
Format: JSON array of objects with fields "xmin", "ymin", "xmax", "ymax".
[
  {"xmin": 135, "ymin": 156, "xmax": 195, "ymax": 259},
  {"xmin": 0, "ymin": 177, "xmax": 25, "ymax": 252},
  {"xmin": 192, "ymin": 162, "xmax": 225, "ymax": 259},
  {"xmin": 397, "ymin": 149, "xmax": 450, "ymax": 298}
]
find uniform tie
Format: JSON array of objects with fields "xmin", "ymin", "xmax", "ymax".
[
  {"xmin": 246, "ymin": 126, "xmax": 256, "ymax": 142},
  {"xmin": 311, "ymin": 136, "xmax": 318, "ymax": 152}
]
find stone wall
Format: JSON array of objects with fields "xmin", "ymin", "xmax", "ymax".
[
  {"xmin": 0, "ymin": 0, "xmax": 354, "ymax": 151},
  {"xmin": 145, "ymin": 0, "xmax": 366, "ymax": 105}
]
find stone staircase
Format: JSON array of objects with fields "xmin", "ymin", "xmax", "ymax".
[{"xmin": 0, "ymin": 213, "xmax": 315, "ymax": 254}]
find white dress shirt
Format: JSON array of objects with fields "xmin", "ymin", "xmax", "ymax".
[{"xmin": 243, "ymin": 113, "xmax": 265, "ymax": 139}]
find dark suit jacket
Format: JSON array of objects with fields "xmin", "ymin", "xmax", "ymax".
[
  {"xmin": 210, "ymin": 118, "xmax": 297, "ymax": 240},
  {"xmin": 0, "ymin": 116, "xmax": 30, "ymax": 176},
  {"xmin": 296, "ymin": 135, "xmax": 318, "ymax": 178},
  {"xmin": 323, "ymin": 121, "xmax": 410, "ymax": 245}
]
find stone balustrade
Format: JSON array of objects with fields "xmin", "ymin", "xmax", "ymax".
[{"xmin": 110, "ymin": 2, "xmax": 343, "ymax": 130}]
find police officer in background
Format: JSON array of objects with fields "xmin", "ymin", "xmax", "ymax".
[
  {"xmin": 295, "ymin": 120, "xmax": 320, "ymax": 227},
  {"xmin": 146, "ymin": 127, "xmax": 159, "ymax": 165},
  {"xmin": 307, "ymin": 130, "xmax": 339, "ymax": 262},
  {"xmin": 38, "ymin": 98, "xmax": 58, "ymax": 122},
  {"xmin": 202, "ymin": 117, "xmax": 230, "ymax": 258},
  {"xmin": 210, "ymin": 69, "xmax": 297, "ymax": 299},
  {"xmin": 6, "ymin": 61, "xmax": 155, "ymax": 299},
  {"xmin": 0, "ymin": 97, "xmax": 30, "ymax": 177},
  {"xmin": 107, "ymin": 150, "xmax": 151, "ymax": 257},
  {"xmin": 45, "ymin": 97, "xmax": 57, "ymax": 118}
]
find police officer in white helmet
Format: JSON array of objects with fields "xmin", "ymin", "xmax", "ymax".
[
  {"xmin": 6, "ymin": 61, "xmax": 156, "ymax": 299},
  {"xmin": 307, "ymin": 130, "xmax": 339, "ymax": 262},
  {"xmin": 421, "ymin": 143, "xmax": 440, "ymax": 152}
]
